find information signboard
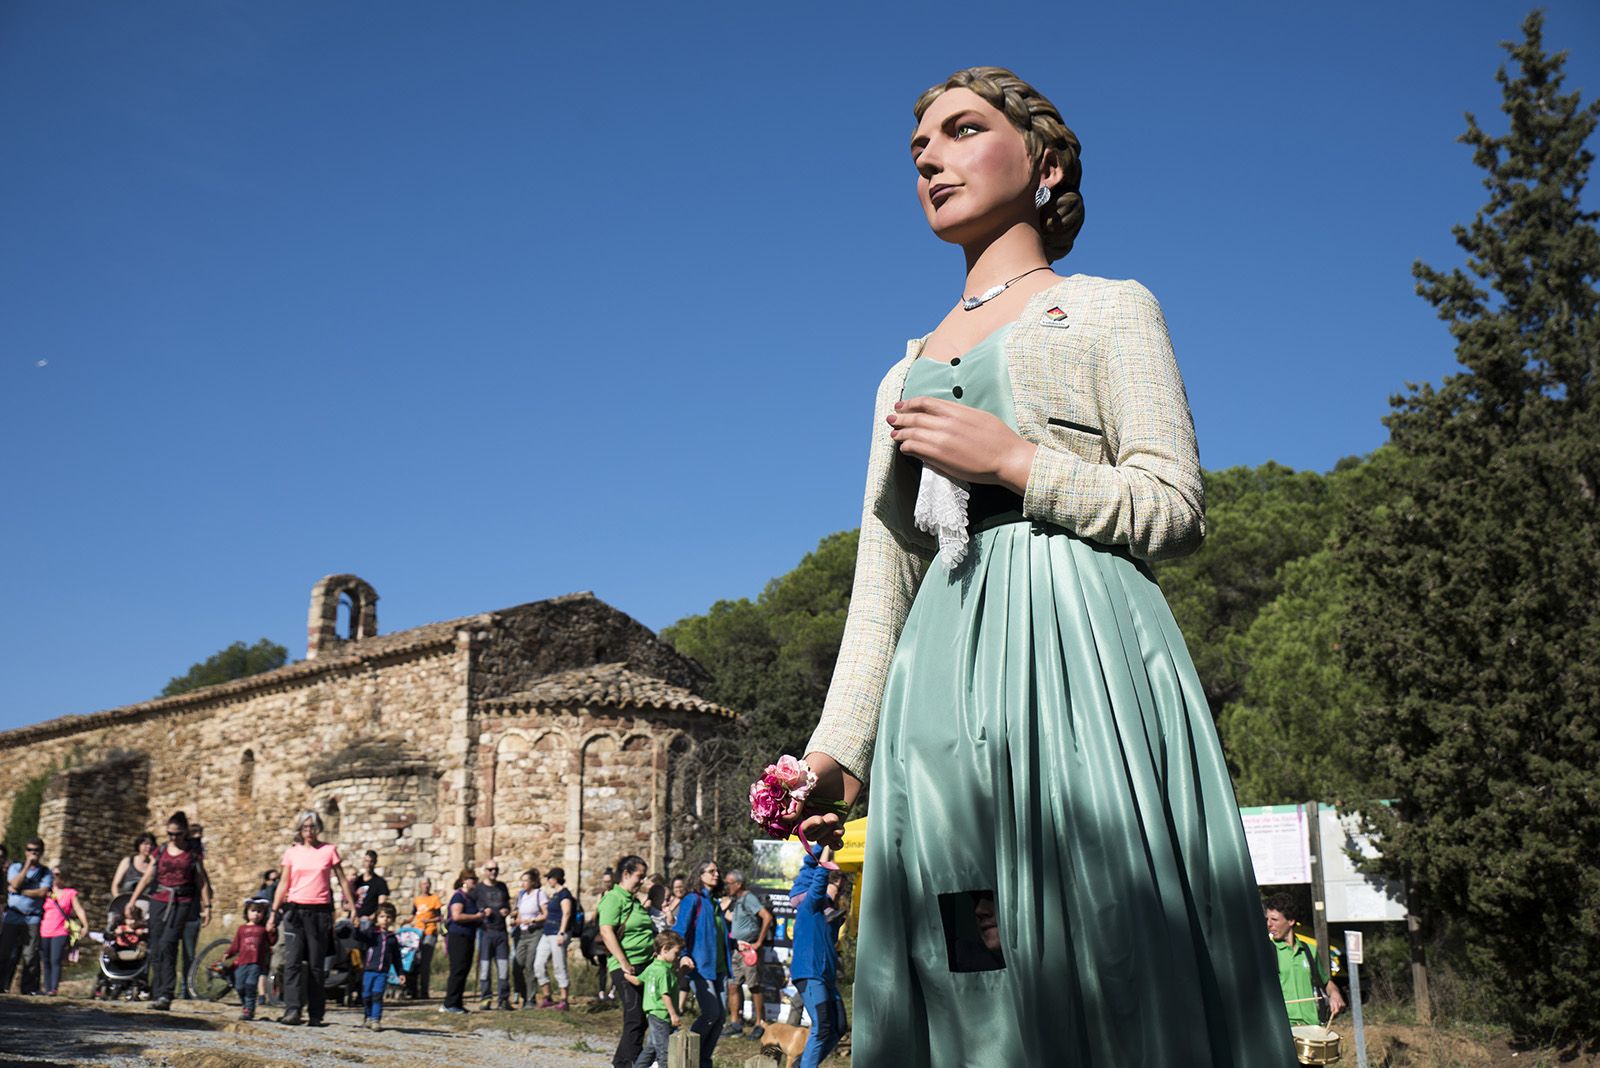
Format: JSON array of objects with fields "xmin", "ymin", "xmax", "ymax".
[
  {"xmin": 1318, "ymin": 808, "xmax": 1408, "ymax": 922},
  {"xmin": 1239, "ymin": 804, "xmax": 1311, "ymax": 885}
]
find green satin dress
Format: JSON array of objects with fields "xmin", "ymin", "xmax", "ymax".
[{"xmin": 854, "ymin": 326, "xmax": 1296, "ymax": 1067}]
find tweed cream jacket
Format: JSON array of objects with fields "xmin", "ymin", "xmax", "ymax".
[{"xmin": 806, "ymin": 274, "xmax": 1205, "ymax": 782}]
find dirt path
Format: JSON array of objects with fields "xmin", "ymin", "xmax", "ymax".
[{"xmin": 0, "ymin": 996, "xmax": 614, "ymax": 1068}]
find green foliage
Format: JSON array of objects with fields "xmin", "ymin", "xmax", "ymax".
[
  {"xmin": 1219, "ymin": 548, "xmax": 1377, "ymax": 806},
  {"xmin": 664, "ymin": 531, "xmax": 858, "ymax": 867},
  {"xmin": 160, "ymin": 638, "xmax": 289, "ymax": 697},
  {"xmin": 3, "ymin": 765, "xmax": 56, "ymax": 853},
  {"xmin": 1207, "ymin": 451, "xmax": 1410, "ymax": 806},
  {"xmin": 1157, "ymin": 462, "xmax": 1344, "ymax": 713},
  {"xmin": 1340, "ymin": 12, "xmax": 1600, "ymax": 1042},
  {"xmin": 1155, "ymin": 459, "xmax": 1385, "ymax": 808}
]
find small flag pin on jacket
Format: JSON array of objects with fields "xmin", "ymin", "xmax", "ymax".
[{"xmin": 1043, "ymin": 306, "xmax": 1068, "ymax": 322}]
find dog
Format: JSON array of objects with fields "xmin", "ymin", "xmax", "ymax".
[{"xmin": 758, "ymin": 1020, "xmax": 811, "ymax": 1067}]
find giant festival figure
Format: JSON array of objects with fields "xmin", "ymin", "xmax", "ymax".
[{"xmin": 791, "ymin": 67, "xmax": 1298, "ymax": 1065}]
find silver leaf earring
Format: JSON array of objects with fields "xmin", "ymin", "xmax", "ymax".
[{"xmin": 1034, "ymin": 186, "xmax": 1051, "ymax": 209}]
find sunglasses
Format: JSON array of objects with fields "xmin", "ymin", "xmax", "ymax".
[{"xmin": 25, "ymin": 848, "xmax": 41, "ymax": 854}]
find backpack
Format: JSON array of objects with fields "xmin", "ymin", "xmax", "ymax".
[{"xmin": 574, "ymin": 894, "xmax": 603, "ymax": 961}]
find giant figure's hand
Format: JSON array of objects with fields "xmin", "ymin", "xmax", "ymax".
[
  {"xmin": 887, "ymin": 397, "xmax": 1037, "ymax": 493},
  {"xmin": 797, "ymin": 752, "xmax": 859, "ymax": 851}
]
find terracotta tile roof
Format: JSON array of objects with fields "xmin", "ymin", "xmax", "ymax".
[{"xmin": 482, "ymin": 662, "xmax": 737, "ymax": 720}]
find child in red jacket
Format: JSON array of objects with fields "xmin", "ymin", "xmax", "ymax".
[{"xmin": 223, "ymin": 901, "xmax": 276, "ymax": 1020}]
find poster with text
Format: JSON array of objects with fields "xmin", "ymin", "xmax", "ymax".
[{"xmin": 1239, "ymin": 804, "xmax": 1311, "ymax": 885}]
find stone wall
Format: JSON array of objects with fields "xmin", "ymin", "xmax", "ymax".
[
  {"xmin": 37, "ymin": 753, "xmax": 151, "ymax": 924},
  {"xmin": 0, "ymin": 638, "xmax": 470, "ymax": 915},
  {"xmin": 577, "ymin": 732, "xmax": 656, "ymax": 900},
  {"xmin": 306, "ymin": 763, "xmax": 443, "ymax": 890},
  {"xmin": 473, "ymin": 708, "xmax": 710, "ymax": 906},
  {"xmin": 0, "ymin": 585, "xmax": 732, "ymax": 931},
  {"xmin": 484, "ymin": 729, "xmax": 571, "ymax": 881}
]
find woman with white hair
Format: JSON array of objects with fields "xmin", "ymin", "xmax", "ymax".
[{"xmin": 267, "ymin": 810, "xmax": 356, "ymax": 1026}]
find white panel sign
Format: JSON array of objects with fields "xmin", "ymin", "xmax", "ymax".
[
  {"xmin": 1318, "ymin": 808, "xmax": 1408, "ymax": 923},
  {"xmin": 1344, "ymin": 929, "xmax": 1364, "ymax": 964},
  {"xmin": 1239, "ymin": 805, "xmax": 1311, "ymax": 885}
]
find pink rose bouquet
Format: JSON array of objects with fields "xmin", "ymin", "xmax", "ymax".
[{"xmin": 749, "ymin": 754, "xmax": 848, "ymax": 868}]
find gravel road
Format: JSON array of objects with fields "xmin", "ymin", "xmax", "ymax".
[{"xmin": 0, "ymin": 995, "xmax": 614, "ymax": 1068}]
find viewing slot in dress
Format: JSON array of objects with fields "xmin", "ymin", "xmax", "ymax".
[{"xmin": 852, "ymin": 325, "xmax": 1295, "ymax": 1067}]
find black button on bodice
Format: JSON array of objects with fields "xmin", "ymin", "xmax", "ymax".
[
  {"xmin": 950, "ymin": 357, "xmax": 961, "ymax": 366},
  {"xmin": 952, "ymin": 386, "xmax": 964, "ymax": 399}
]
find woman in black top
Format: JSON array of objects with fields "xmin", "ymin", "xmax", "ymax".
[
  {"xmin": 126, "ymin": 812, "xmax": 212, "ymax": 1011},
  {"xmin": 442, "ymin": 870, "xmax": 485, "ymax": 1013}
]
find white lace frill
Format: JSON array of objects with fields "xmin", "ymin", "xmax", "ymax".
[{"xmin": 913, "ymin": 466, "xmax": 971, "ymax": 569}]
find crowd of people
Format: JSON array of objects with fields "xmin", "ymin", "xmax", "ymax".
[
  {"xmin": 3, "ymin": 800, "xmax": 1346, "ymax": 1068},
  {"xmin": 0, "ymin": 809, "xmax": 855, "ymax": 1068}
]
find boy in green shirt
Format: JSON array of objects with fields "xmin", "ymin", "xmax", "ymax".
[
  {"xmin": 636, "ymin": 930, "xmax": 685, "ymax": 1068},
  {"xmin": 1264, "ymin": 892, "xmax": 1345, "ymax": 1027}
]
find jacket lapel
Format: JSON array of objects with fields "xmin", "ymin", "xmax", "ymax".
[{"xmin": 1003, "ymin": 277, "xmax": 1081, "ymax": 445}]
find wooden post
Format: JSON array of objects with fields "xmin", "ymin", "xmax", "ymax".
[
  {"xmin": 1306, "ymin": 801, "xmax": 1332, "ymax": 984},
  {"xmin": 1406, "ymin": 877, "xmax": 1431, "ymax": 1025},
  {"xmin": 668, "ymin": 1028, "xmax": 701, "ymax": 1068}
]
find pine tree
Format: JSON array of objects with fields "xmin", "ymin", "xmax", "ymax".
[
  {"xmin": 160, "ymin": 638, "xmax": 289, "ymax": 696},
  {"xmin": 1340, "ymin": 11, "xmax": 1600, "ymax": 1040}
]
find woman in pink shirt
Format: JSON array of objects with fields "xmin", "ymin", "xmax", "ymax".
[
  {"xmin": 267, "ymin": 810, "xmax": 356, "ymax": 1027},
  {"xmin": 41, "ymin": 866, "xmax": 88, "ymax": 995}
]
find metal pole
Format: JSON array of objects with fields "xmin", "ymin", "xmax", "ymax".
[
  {"xmin": 1306, "ymin": 802, "xmax": 1331, "ymax": 984},
  {"xmin": 1345, "ymin": 930, "xmax": 1368, "ymax": 1068}
]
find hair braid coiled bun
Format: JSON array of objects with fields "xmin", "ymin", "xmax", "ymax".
[{"xmin": 913, "ymin": 66, "xmax": 1084, "ymax": 262}]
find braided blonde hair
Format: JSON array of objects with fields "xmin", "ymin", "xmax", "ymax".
[{"xmin": 913, "ymin": 67, "xmax": 1084, "ymax": 262}]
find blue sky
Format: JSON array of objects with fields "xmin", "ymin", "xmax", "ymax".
[{"xmin": 3, "ymin": 1, "xmax": 1596, "ymax": 730}]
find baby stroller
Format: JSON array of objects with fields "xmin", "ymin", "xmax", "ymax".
[
  {"xmin": 325, "ymin": 921, "xmax": 366, "ymax": 1006},
  {"xmin": 394, "ymin": 926, "xmax": 421, "ymax": 999},
  {"xmin": 93, "ymin": 892, "xmax": 151, "ymax": 1001}
]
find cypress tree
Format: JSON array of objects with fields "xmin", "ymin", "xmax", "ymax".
[{"xmin": 1340, "ymin": 11, "xmax": 1600, "ymax": 1040}]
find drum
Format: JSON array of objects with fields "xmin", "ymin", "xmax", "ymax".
[{"xmin": 1291, "ymin": 1024, "xmax": 1343, "ymax": 1064}]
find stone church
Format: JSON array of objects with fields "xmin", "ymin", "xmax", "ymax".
[{"xmin": 0, "ymin": 575, "xmax": 734, "ymax": 923}]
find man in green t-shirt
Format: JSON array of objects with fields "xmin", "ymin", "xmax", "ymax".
[
  {"xmin": 637, "ymin": 931, "xmax": 685, "ymax": 1067},
  {"xmin": 1264, "ymin": 893, "xmax": 1345, "ymax": 1027}
]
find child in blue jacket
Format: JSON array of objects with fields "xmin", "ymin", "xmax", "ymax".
[
  {"xmin": 347, "ymin": 903, "xmax": 403, "ymax": 1031},
  {"xmin": 788, "ymin": 845, "xmax": 846, "ymax": 1068}
]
